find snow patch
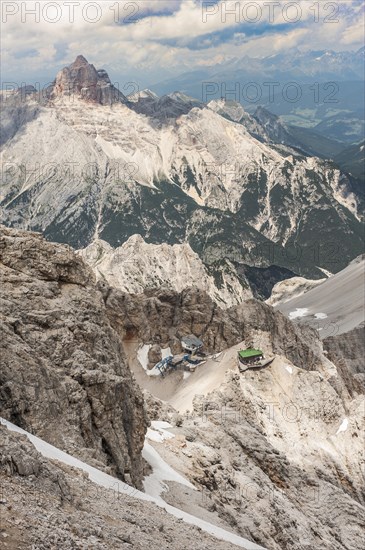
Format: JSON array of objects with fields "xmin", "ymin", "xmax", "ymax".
[
  {"xmin": 161, "ymin": 347, "xmax": 172, "ymax": 359},
  {"xmin": 137, "ymin": 344, "xmax": 151, "ymax": 371},
  {"xmin": 142, "ymin": 441, "xmax": 196, "ymax": 500},
  {"xmin": 278, "ymin": 257, "xmax": 365, "ymax": 338},
  {"xmin": 146, "ymin": 428, "xmax": 175, "ymax": 443},
  {"xmin": 289, "ymin": 308, "xmax": 309, "ymax": 320},
  {"xmin": 147, "ymin": 369, "xmax": 162, "ymax": 377},
  {"xmin": 314, "ymin": 312, "xmax": 328, "ymax": 319},
  {"xmin": 151, "ymin": 421, "xmax": 173, "ymax": 430},
  {"xmin": 336, "ymin": 418, "xmax": 348, "ymax": 435},
  {"xmin": 146, "ymin": 421, "xmax": 175, "ymax": 443},
  {"xmin": 317, "ymin": 267, "xmax": 333, "ymax": 278}
]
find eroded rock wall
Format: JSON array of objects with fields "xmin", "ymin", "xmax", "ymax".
[{"xmin": 0, "ymin": 227, "xmax": 148, "ymax": 488}]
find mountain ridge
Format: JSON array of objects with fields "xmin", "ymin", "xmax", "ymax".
[{"xmin": 1, "ymin": 56, "xmax": 364, "ymax": 302}]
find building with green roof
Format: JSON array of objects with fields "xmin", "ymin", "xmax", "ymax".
[{"xmin": 238, "ymin": 348, "xmax": 264, "ymax": 364}]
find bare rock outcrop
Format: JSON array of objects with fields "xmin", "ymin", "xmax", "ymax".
[
  {"xmin": 0, "ymin": 426, "xmax": 71, "ymax": 502},
  {"xmin": 323, "ymin": 322, "xmax": 365, "ymax": 395},
  {"xmin": 106, "ymin": 286, "xmax": 326, "ymax": 373},
  {"xmin": 148, "ymin": 344, "xmax": 162, "ymax": 369},
  {"xmin": 0, "ymin": 226, "xmax": 148, "ymax": 488},
  {"xmin": 145, "ymin": 368, "xmax": 365, "ymax": 550},
  {"xmin": 49, "ymin": 55, "xmax": 127, "ymax": 105}
]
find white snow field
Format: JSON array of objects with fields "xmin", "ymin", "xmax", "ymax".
[
  {"xmin": 276, "ymin": 256, "xmax": 365, "ymax": 338},
  {"xmin": 1, "ymin": 417, "xmax": 265, "ymax": 550},
  {"xmin": 142, "ymin": 440, "xmax": 196, "ymax": 500}
]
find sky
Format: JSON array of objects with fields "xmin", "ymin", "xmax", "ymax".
[{"xmin": 1, "ymin": 0, "xmax": 364, "ymax": 88}]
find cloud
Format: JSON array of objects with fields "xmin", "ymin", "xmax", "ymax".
[
  {"xmin": 1, "ymin": 0, "xmax": 364, "ymax": 84},
  {"xmin": 340, "ymin": 18, "xmax": 365, "ymax": 45}
]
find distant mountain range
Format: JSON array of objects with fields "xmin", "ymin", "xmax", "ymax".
[
  {"xmin": 152, "ymin": 48, "xmax": 365, "ymax": 143},
  {"xmin": 1, "ymin": 55, "xmax": 364, "ymax": 301},
  {"xmin": 153, "ymin": 48, "xmax": 365, "ymax": 90}
]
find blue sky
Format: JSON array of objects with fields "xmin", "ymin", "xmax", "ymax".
[{"xmin": 1, "ymin": 1, "xmax": 364, "ymax": 87}]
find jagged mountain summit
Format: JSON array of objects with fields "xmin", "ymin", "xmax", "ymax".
[
  {"xmin": 0, "ymin": 56, "xmax": 364, "ymax": 302},
  {"xmin": 47, "ymin": 54, "xmax": 128, "ymax": 105}
]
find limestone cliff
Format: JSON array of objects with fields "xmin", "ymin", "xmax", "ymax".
[
  {"xmin": 105, "ymin": 286, "xmax": 332, "ymax": 377},
  {"xmin": 0, "ymin": 226, "xmax": 148, "ymax": 488}
]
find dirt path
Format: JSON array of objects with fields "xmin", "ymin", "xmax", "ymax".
[
  {"xmin": 167, "ymin": 345, "xmax": 241, "ymax": 412},
  {"xmin": 123, "ymin": 339, "xmax": 243, "ymax": 412},
  {"xmin": 123, "ymin": 340, "xmax": 185, "ymax": 400}
]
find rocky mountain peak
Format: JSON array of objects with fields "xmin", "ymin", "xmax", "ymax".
[
  {"xmin": 72, "ymin": 54, "xmax": 89, "ymax": 67},
  {"xmin": 50, "ymin": 54, "xmax": 127, "ymax": 105}
]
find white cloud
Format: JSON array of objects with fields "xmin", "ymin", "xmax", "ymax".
[
  {"xmin": 1, "ymin": 0, "xmax": 364, "ymax": 84},
  {"xmin": 341, "ymin": 18, "xmax": 365, "ymax": 45}
]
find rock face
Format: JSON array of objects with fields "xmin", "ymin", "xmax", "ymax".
[
  {"xmin": 148, "ymin": 344, "xmax": 162, "ymax": 368},
  {"xmin": 79, "ymin": 236, "xmax": 252, "ymax": 308},
  {"xmin": 106, "ymin": 284, "xmax": 365, "ymax": 407},
  {"xmin": 0, "ymin": 226, "xmax": 148, "ymax": 488},
  {"xmin": 107, "ymin": 281, "xmax": 364, "ymax": 549},
  {"xmin": 1, "ymin": 55, "xmax": 363, "ymax": 289},
  {"xmin": 49, "ymin": 55, "xmax": 127, "ymax": 105},
  {"xmin": 156, "ymin": 367, "xmax": 365, "ymax": 550},
  {"xmin": 105, "ymin": 286, "xmax": 328, "ymax": 374},
  {"xmin": 324, "ymin": 322, "xmax": 365, "ymax": 395},
  {"xmin": 137, "ymin": 332, "xmax": 364, "ymax": 549}
]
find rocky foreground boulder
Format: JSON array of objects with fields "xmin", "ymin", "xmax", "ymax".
[{"xmin": 0, "ymin": 226, "xmax": 148, "ymax": 488}]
